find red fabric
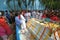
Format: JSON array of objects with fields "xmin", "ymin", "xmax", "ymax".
[
  {"xmin": 42, "ymin": 14, "xmax": 46, "ymax": 18},
  {"xmin": 0, "ymin": 17, "xmax": 12, "ymax": 35},
  {"xmin": 18, "ymin": 15, "xmax": 20, "ymax": 19},
  {"xmin": 0, "ymin": 27, "xmax": 6, "ymax": 36},
  {"xmin": 50, "ymin": 15, "xmax": 59, "ymax": 21}
]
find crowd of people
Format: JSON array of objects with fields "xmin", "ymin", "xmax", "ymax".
[
  {"xmin": 0, "ymin": 11, "xmax": 12, "ymax": 40},
  {"xmin": 0, "ymin": 10, "xmax": 60, "ymax": 40},
  {"xmin": 31, "ymin": 10, "xmax": 60, "ymax": 22}
]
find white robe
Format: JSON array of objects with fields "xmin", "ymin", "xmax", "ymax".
[{"xmin": 20, "ymin": 15, "xmax": 26, "ymax": 30}]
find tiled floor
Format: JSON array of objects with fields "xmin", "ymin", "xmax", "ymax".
[{"xmin": 20, "ymin": 29, "xmax": 31, "ymax": 40}]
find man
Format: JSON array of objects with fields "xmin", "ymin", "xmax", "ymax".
[
  {"xmin": 5, "ymin": 10, "xmax": 11, "ymax": 24},
  {"xmin": 20, "ymin": 11, "xmax": 26, "ymax": 33},
  {"xmin": 32, "ymin": 11, "xmax": 36, "ymax": 18},
  {"xmin": 10, "ymin": 12, "xmax": 15, "ymax": 29},
  {"xmin": 36, "ymin": 10, "xmax": 40, "ymax": 19},
  {"xmin": 15, "ymin": 12, "xmax": 22, "ymax": 40},
  {"xmin": 24, "ymin": 11, "xmax": 31, "ymax": 22},
  {"xmin": 39, "ymin": 11, "xmax": 43, "ymax": 20}
]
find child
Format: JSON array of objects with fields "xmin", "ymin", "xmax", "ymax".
[{"xmin": 0, "ymin": 12, "xmax": 12, "ymax": 40}]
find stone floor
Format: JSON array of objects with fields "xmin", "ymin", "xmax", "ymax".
[
  {"xmin": 0, "ymin": 24, "xmax": 32, "ymax": 40},
  {"xmin": 6, "ymin": 29, "xmax": 31, "ymax": 40},
  {"xmin": 20, "ymin": 29, "xmax": 31, "ymax": 40}
]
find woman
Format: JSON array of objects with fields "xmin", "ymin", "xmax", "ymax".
[
  {"xmin": 0, "ymin": 12, "xmax": 12, "ymax": 40},
  {"xmin": 50, "ymin": 15, "xmax": 59, "ymax": 21}
]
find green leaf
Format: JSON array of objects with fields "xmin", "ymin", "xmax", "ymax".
[{"xmin": 41, "ymin": 0, "xmax": 60, "ymax": 10}]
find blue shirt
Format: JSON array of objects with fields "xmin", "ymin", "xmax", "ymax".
[
  {"xmin": 15, "ymin": 16, "xmax": 22, "ymax": 26},
  {"xmin": 15, "ymin": 16, "xmax": 21, "ymax": 40}
]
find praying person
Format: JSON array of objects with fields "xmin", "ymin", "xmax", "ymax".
[
  {"xmin": 20, "ymin": 11, "xmax": 26, "ymax": 33},
  {"xmin": 15, "ymin": 12, "xmax": 22, "ymax": 40}
]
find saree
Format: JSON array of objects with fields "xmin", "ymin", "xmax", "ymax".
[{"xmin": 0, "ymin": 17, "xmax": 12, "ymax": 35}]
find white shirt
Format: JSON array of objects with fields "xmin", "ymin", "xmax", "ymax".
[
  {"xmin": 36, "ymin": 12, "xmax": 40, "ymax": 19},
  {"xmin": 24, "ymin": 12, "xmax": 31, "ymax": 21},
  {"xmin": 24, "ymin": 12, "xmax": 31, "ymax": 17},
  {"xmin": 32, "ymin": 11, "xmax": 36, "ymax": 18},
  {"xmin": 39, "ymin": 12, "xmax": 43, "ymax": 20}
]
